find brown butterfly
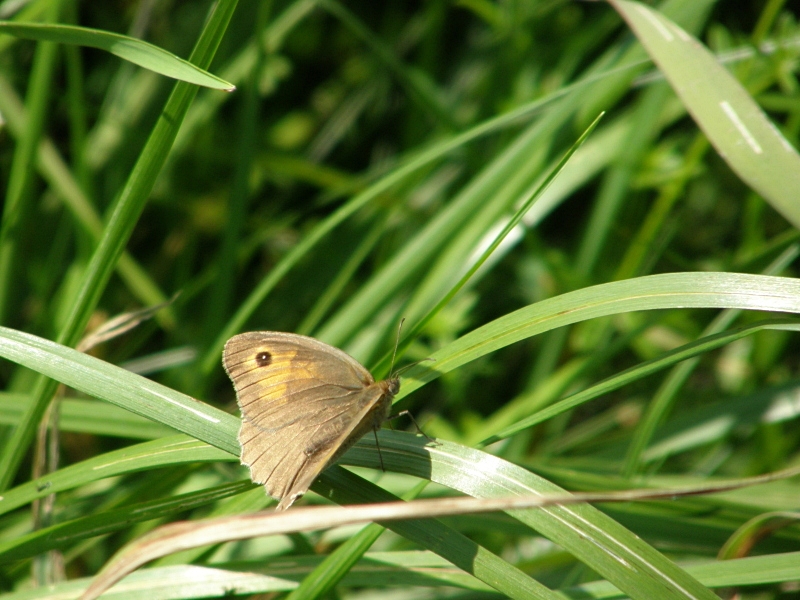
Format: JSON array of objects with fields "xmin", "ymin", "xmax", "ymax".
[{"xmin": 223, "ymin": 331, "xmax": 399, "ymax": 510}]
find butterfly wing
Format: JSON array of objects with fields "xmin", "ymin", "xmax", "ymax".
[{"xmin": 223, "ymin": 331, "xmax": 389, "ymax": 509}]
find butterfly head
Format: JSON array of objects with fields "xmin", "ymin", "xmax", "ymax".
[{"xmin": 386, "ymin": 375, "xmax": 400, "ymax": 397}]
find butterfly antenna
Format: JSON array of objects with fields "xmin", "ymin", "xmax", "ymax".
[
  {"xmin": 389, "ymin": 318, "xmax": 405, "ymax": 376},
  {"xmin": 395, "ymin": 357, "xmax": 435, "ymax": 378}
]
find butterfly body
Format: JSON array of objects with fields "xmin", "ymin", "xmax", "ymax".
[{"xmin": 223, "ymin": 331, "xmax": 399, "ymax": 510}]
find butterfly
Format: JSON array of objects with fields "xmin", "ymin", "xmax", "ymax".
[{"xmin": 223, "ymin": 331, "xmax": 399, "ymax": 510}]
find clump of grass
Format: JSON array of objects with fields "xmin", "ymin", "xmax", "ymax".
[{"xmin": 1, "ymin": 1, "xmax": 800, "ymax": 599}]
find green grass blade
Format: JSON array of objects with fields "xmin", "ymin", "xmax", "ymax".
[
  {"xmin": 398, "ymin": 272, "xmax": 800, "ymax": 399},
  {"xmin": 0, "ymin": 73, "xmax": 172, "ymax": 322},
  {"xmin": 610, "ymin": 0, "xmax": 800, "ymax": 229},
  {"xmin": 0, "ymin": 435, "xmax": 233, "ymax": 517},
  {"xmin": 0, "ymin": 481, "xmax": 254, "ymax": 564},
  {"xmin": 0, "ymin": 327, "xmax": 239, "ymax": 457},
  {"xmin": 0, "ymin": 21, "xmax": 235, "ymax": 90},
  {"xmin": 0, "ymin": 3, "xmax": 60, "ymax": 324},
  {"xmin": 0, "ymin": 0, "xmax": 239, "ymax": 492},
  {"xmin": 0, "ymin": 395, "xmax": 176, "ymax": 439},
  {"xmin": 483, "ymin": 319, "xmax": 800, "ymax": 444},
  {"xmin": 340, "ymin": 433, "xmax": 717, "ymax": 600}
]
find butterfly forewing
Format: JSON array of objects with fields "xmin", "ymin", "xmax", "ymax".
[{"xmin": 223, "ymin": 332, "xmax": 396, "ymax": 510}]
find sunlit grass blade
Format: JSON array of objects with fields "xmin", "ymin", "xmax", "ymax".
[
  {"xmin": 372, "ymin": 113, "xmax": 605, "ymax": 376},
  {"xmin": 314, "ymin": 467, "xmax": 582, "ymax": 600},
  {"xmin": 0, "ymin": 0, "xmax": 239, "ymax": 492},
  {"xmin": 610, "ymin": 0, "xmax": 800, "ymax": 229},
  {"xmin": 0, "ymin": 327, "xmax": 239, "ymax": 458},
  {"xmin": 0, "ymin": 435, "xmax": 232, "ymax": 517},
  {"xmin": 398, "ymin": 272, "xmax": 800, "ymax": 399},
  {"xmin": 623, "ymin": 245, "xmax": 800, "ymax": 474},
  {"xmin": 0, "ymin": 21, "xmax": 235, "ymax": 90},
  {"xmin": 0, "ymin": 481, "xmax": 254, "ymax": 564},
  {"xmin": 482, "ymin": 318, "xmax": 800, "ymax": 445},
  {"xmin": 7, "ymin": 274, "xmax": 799, "ymax": 469},
  {"xmin": 342, "ymin": 433, "xmax": 717, "ymax": 600},
  {"xmin": 0, "ymin": 395, "xmax": 175, "ymax": 439}
]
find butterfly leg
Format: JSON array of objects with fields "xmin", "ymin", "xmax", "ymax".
[
  {"xmin": 373, "ymin": 428, "xmax": 386, "ymax": 471},
  {"xmin": 387, "ymin": 410, "xmax": 438, "ymax": 444}
]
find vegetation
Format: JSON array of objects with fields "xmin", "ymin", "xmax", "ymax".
[{"xmin": 1, "ymin": 0, "xmax": 800, "ymax": 598}]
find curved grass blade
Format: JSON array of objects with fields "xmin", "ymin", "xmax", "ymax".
[
  {"xmin": 82, "ymin": 434, "xmax": 720, "ymax": 600},
  {"xmin": 4, "ymin": 549, "xmax": 799, "ymax": 600},
  {"xmin": 482, "ymin": 318, "xmax": 800, "ymax": 445},
  {"xmin": 0, "ymin": 21, "xmax": 235, "ymax": 90},
  {"xmin": 398, "ymin": 272, "xmax": 800, "ymax": 399},
  {"xmin": 0, "ymin": 327, "xmax": 239, "ymax": 457},
  {"xmin": 372, "ymin": 113, "xmax": 605, "ymax": 377},
  {"xmin": 0, "ymin": 481, "xmax": 254, "ymax": 564},
  {"xmin": 0, "ymin": 435, "xmax": 233, "ymax": 517},
  {"xmin": 623, "ymin": 245, "xmax": 800, "ymax": 474},
  {"xmin": 609, "ymin": 0, "xmax": 800, "ymax": 229},
  {"xmin": 718, "ymin": 511, "xmax": 800, "ymax": 560},
  {"xmin": 0, "ymin": 394, "xmax": 176, "ymax": 439},
  {"xmin": 3, "ymin": 273, "xmax": 800, "ymax": 457},
  {"xmin": 0, "ymin": 0, "xmax": 239, "ymax": 492}
]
